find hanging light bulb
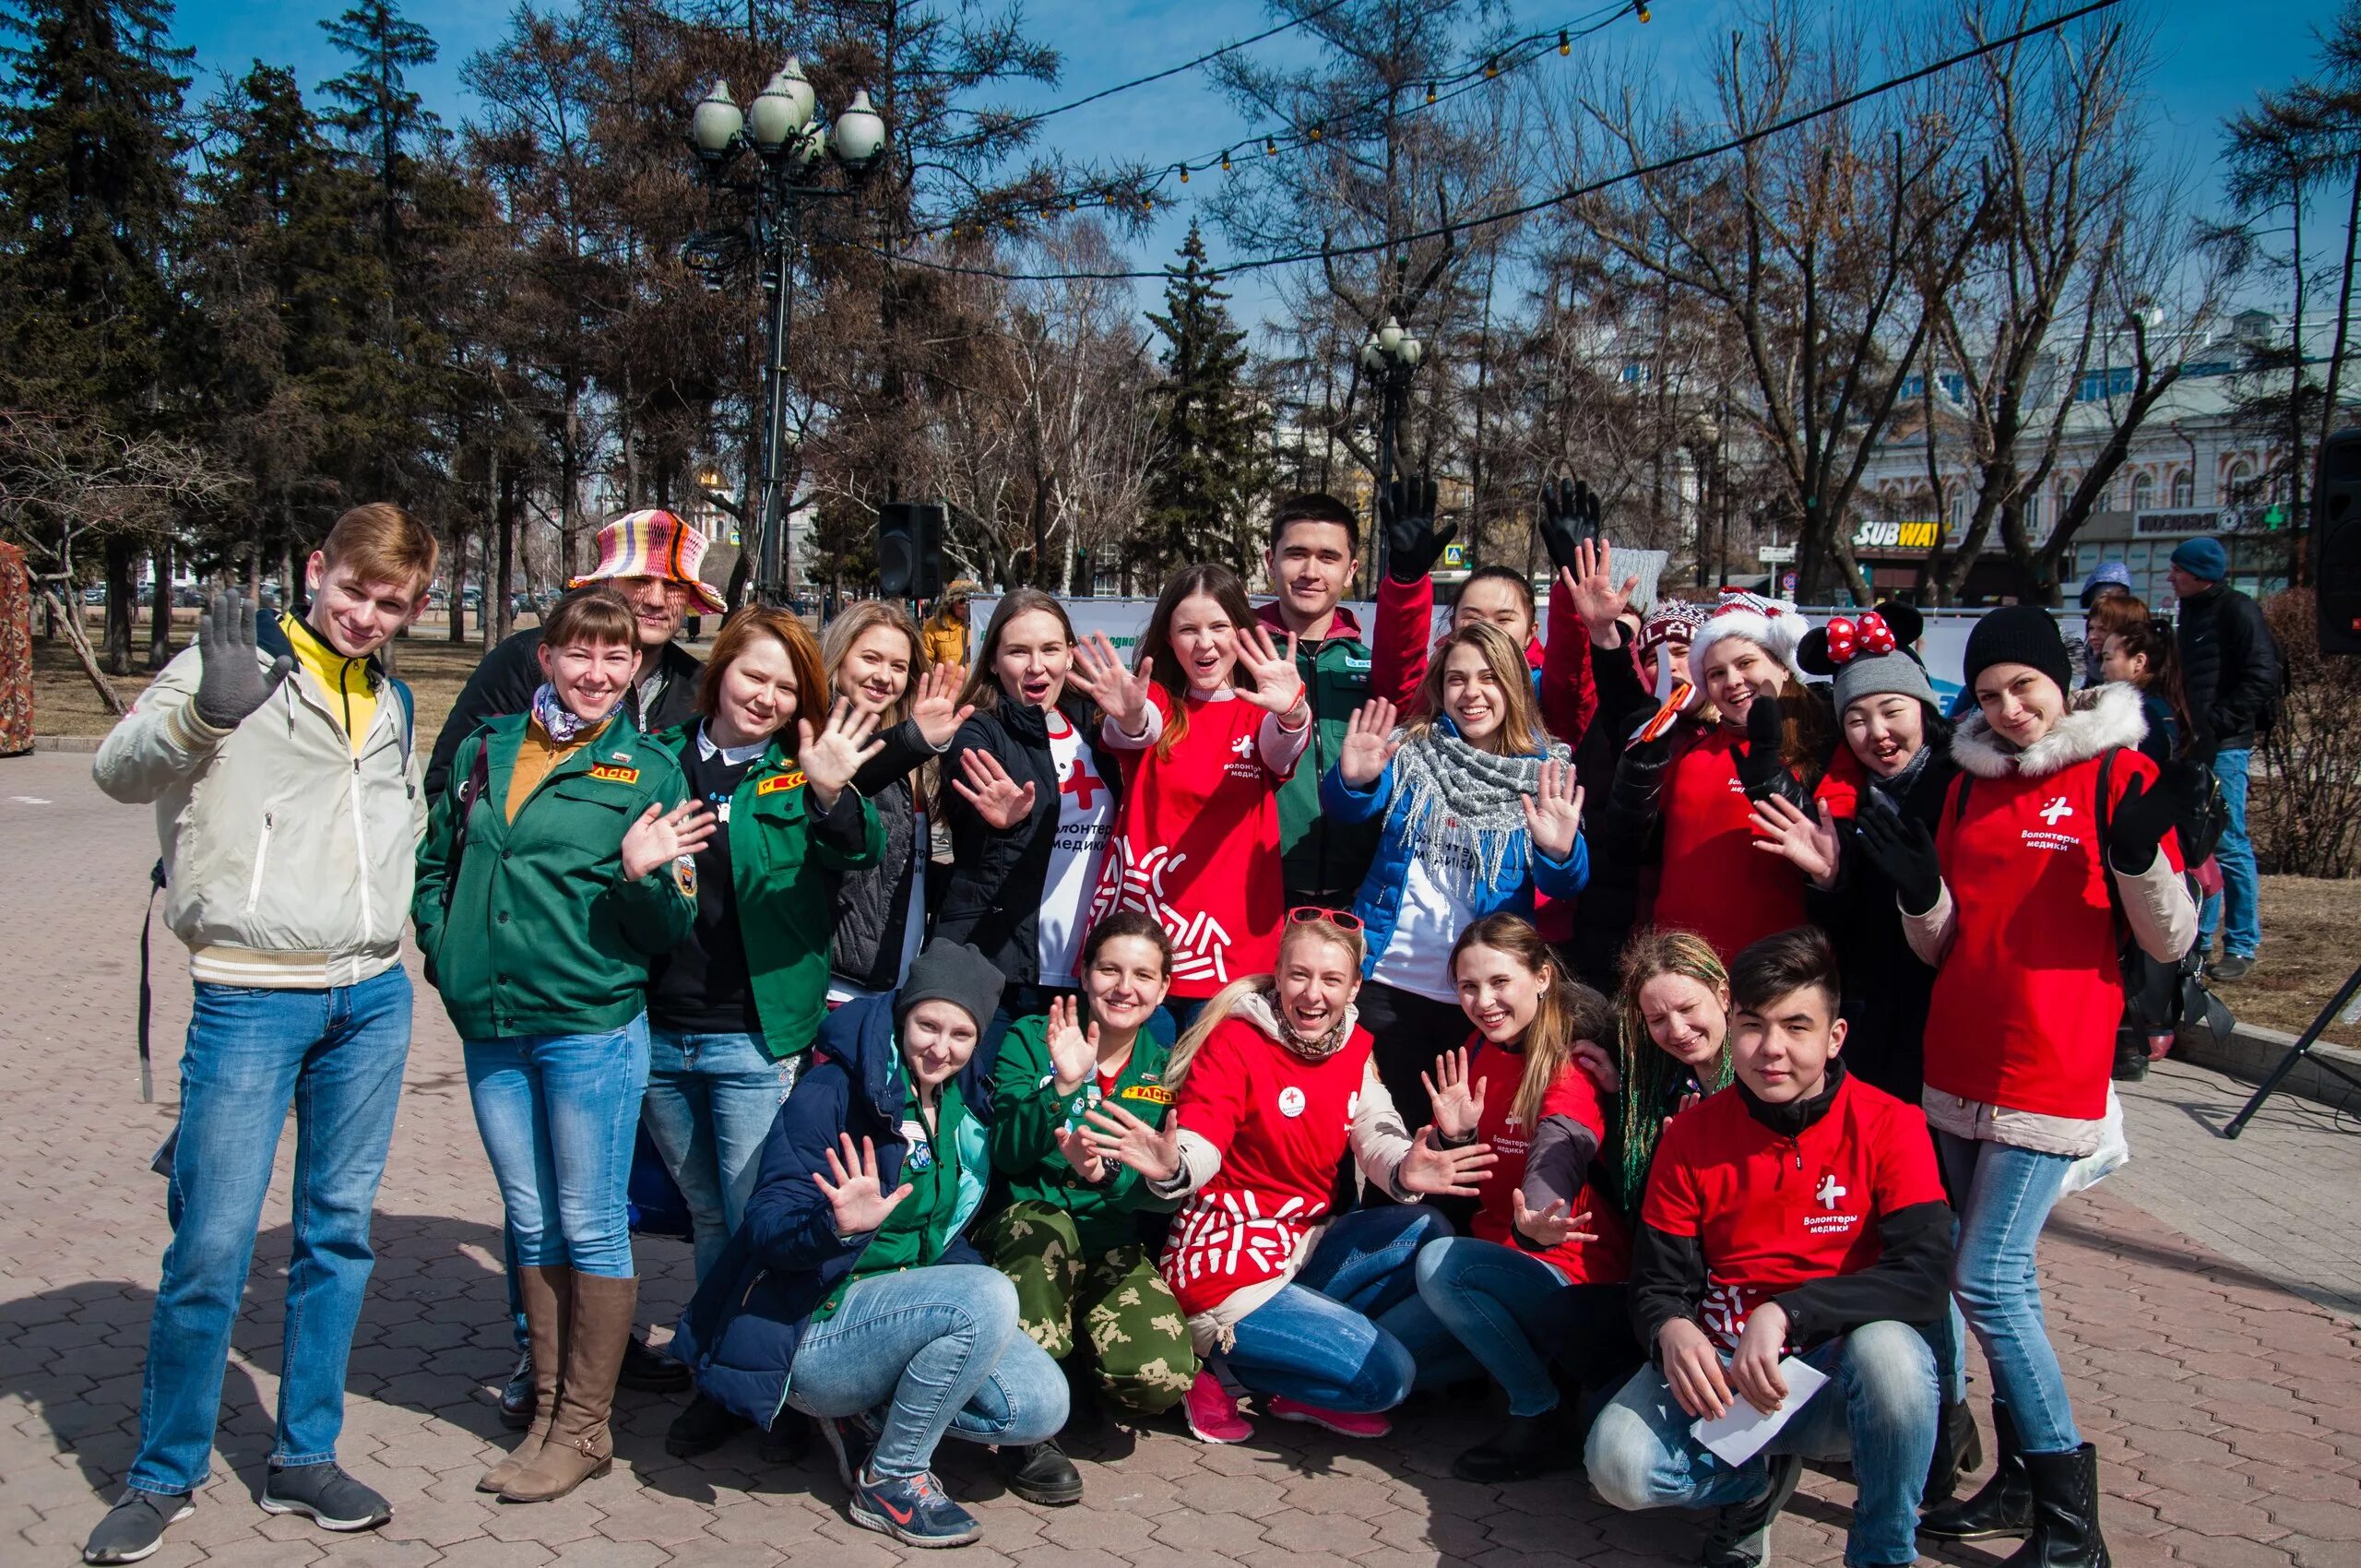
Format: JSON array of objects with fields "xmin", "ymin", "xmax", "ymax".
[
  {"xmin": 1484, "ymin": 56, "xmax": 1499, "ymax": 79},
  {"xmin": 1265, "ymin": 137, "xmax": 1278, "ymax": 156},
  {"xmin": 1635, "ymin": 0, "xmax": 1652, "ymax": 21},
  {"xmin": 1425, "ymin": 81, "xmax": 1437, "ymax": 104},
  {"xmin": 1179, "ymin": 164, "xmax": 1189, "ymax": 184},
  {"xmin": 1220, "ymin": 148, "xmax": 1232, "ymax": 172},
  {"xmin": 1308, "ymin": 124, "xmax": 1322, "ymax": 142},
  {"xmin": 1560, "ymin": 29, "xmax": 1572, "ymax": 54}
]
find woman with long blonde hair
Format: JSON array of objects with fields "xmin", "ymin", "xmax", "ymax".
[
  {"xmin": 1404, "ymin": 914, "xmax": 1639, "ymax": 1481},
  {"xmin": 817, "ymin": 600, "xmax": 975, "ymax": 1001},
  {"xmin": 1075, "ymin": 912, "xmax": 1492, "ymax": 1446},
  {"xmin": 1323, "ymin": 620, "xmax": 1589, "ymax": 1135}
]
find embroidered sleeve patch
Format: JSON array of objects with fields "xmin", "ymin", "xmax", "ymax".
[
  {"xmin": 757, "ymin": 769, "xmax": 808, "ymax": 796},
  {"xmin": 587, "ymin": 763, "xmax": 641, "ymax": 784},
  {"xmin": 671, "ymin": 856, "xmax": 698, "ymax": 898},
  {"xmin": 1121, "ymin": 1085, "xmax": 1176, "ymax": 1105}
]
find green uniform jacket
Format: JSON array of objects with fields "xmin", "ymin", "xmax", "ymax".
[
  {"xmin": 1257, "ymin": 603, "xmax": 1382, "ymax": 905},
  {"xmin": 413, "ymin": 714, "xmax": 695, "ymax": 1040},
  {"xmin": 647, "ymin": 723, "xmax": 885, "ymax": 1060},
  {"xmin": 991, "ymin": 1015, "xmax": 1181, "ymax": 1254}
]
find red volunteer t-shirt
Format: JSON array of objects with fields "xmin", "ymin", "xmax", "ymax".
[
  {"xmin": 1463, "ymin": 1036, "xmax": 1630, "ymax": 1286},
  {"xmin": 1160, "ymin": 1016, "xmax": 1373, "ymax": 1316},
  {"xmin": 1921, "ymin": 747, "xmax": 2183, "ymax": 1120},
  {"xmin": 1641, "ymin": 1072, "xmax": 1946, "ymax": 1350},
  {"xmin": 1652, "ymin": 729, "xmax": 1818, "ymax": 962},
  {"xmin": 1092, "ymin": 688, "xmax": 1295, "ymax": 999}
]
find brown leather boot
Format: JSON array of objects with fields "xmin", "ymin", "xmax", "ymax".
[
  {"xmin": 480, "ymin": 1265, "xmax": 572, "ymax": 1493},
  {"xmin": 500, "ymin": 1274, "xmax": 637, "ymax": 1503}
]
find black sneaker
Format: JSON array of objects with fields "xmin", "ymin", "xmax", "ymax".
[
  {"xmin": 997, "ymin": 1439, "xmax": 1085, "ymax": 1505},
  {"xmin": 259, "ymin": 1463, "xmax": 391, "ymax": 1533},
  {"xmin": 83, "ymin": 1490, "xmax": 193, "ymax": 1564},
  {"xmin": 665, "ymin": 1391, "xmax": 751, "ymax": 1457},
  {"xmin": 849, "ymin": 1466, "xmax": 982, "ymax": 1548},
  {"xmin": 1451, "ymin": 1409, "xmax": 1572, "ymax": 1483},
  {"xmin": 1700, "ymin": 1452, "xmax": 1802, "ymax": 1568},
  {"xmin": 619, "ymin": 1330, "xmax": 692, "ymax": 1392},
  {"xmin": 2207, "ymin": 954, "xmax": 2255, "ymax": 983},
  {"xmin": 497, "ymin": 1348, "xmax": 535, "ymax": 1431}
]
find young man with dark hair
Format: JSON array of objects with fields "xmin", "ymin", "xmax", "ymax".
[
  {"xmin": 87, "ymin": 505, "xmax": 440, "ymax": 1562},
  {"xmin": 1257, "ymin": 492, "xmax": 1397, "ymax": 908},
  {"xmin": 1586, "ymin": 927, "xmax": 1952, "ymax": 1568}
]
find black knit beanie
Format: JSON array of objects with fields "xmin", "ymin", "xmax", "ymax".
[
  {"xmin": 896, "ymin": 939, "xmax": 1006, "ymax": 1035},
  {"xmin": 1961, "ymin": 604, "xmax": 2073, "ymax": 707}
]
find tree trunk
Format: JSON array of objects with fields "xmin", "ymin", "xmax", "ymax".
[
  {"xmin": 495, "ymin": 468, "xmax": 518, "ymax": 645},
  {"xmin": 101, "ymin": 536, "xmax": 136, "ymax": 675},
  {"xmin": 2307, "ymin": 153, "xmax": 2361, "ymax": 587},
  {"xmin": 148, "ymin": 540, "xmax": 172, "ymax": 671},
  {"xmin": 41, "ymin": 586, "xmax": 125, "ymax": 716},
  {"xmin": 448, "ymin": 529, "xmax": 468, "ymax": 643}
]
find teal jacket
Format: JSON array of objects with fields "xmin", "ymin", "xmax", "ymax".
[
  {"xmin": 648, "ymin": 723, "xmax": 884, "ymax": 1058},
  {"xmin": 413, "ymin": 712, "xmax": 695, "ymax": 1040}
]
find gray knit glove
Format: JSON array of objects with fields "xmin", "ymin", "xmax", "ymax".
[{"xmin": 192, "ymin": 591, "xmax": 294, "ymax": 730}]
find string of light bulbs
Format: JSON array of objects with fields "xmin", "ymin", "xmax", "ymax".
[{"xmin": 868, "ymin": 0, "xmax": 2126, "ymax": 283}]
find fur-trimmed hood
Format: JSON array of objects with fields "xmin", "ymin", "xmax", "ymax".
[{"xmin": 1951, "ymin": 680, "xmax": 2148, "ymax": 780}]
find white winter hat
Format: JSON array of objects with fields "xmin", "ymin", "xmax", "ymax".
[{"xmin": 1686, "ymin": 588, "xmax": 1809, "ymax": 674}]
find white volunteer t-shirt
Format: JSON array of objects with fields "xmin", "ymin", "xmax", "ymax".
[
  {"xmin": 1038, "ymin": 709, "xmax": 1115, "ymax": 985},
  {"xmin": 1371, "ymin": 839, "xmax": 1482, "ymax": 1004}
]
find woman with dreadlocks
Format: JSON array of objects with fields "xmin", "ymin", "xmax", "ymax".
[{"xmin": 1605, "ymin": 930, "xmax": 1736, "ymax": 1222}]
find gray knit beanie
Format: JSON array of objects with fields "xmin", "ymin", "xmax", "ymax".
[
  {"xmin": 1797, "ymin": 602, "xmax": 1938, "ymax": 714},
  {"xmin": 896, "ymin": 939, "xmax": 1006, "ymax": 1034}
]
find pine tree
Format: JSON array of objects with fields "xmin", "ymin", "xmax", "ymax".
[
  {"xmin": 317, "ymin": 0, "xmax": 439, "ymax": 264},
  {"xmin": 1139, "ymin": 224, "xmax": 1271, "ymax": 579}
]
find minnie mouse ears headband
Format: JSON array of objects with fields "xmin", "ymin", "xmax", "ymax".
[{"xmin": 1796, "ymin": 601, "xmax": 1925, "ymax": 676}]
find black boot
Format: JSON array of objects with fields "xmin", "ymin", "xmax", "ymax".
[
  {"xmin": 758, "ymin": 1408, "xmax": 811, "ymax": 1465},
  {"xmin": 2111, "ymin": 1029, "xmax": 2150, "ymax": 1082},
  {"xmin": 1452, "ymin": 1409, "xmax": 1572, "ymax": 1483},
  {"xmin": 618, "ymin": 1330, "xmax": 692, "ymax": 1392},
  {"xmin": 2003, "ymin": 1443, "xmax": 2109, "ymax": 1567},
  {"xmin": 663, "ymin": 1392, "xmax": 750, "ymax": 1458},
  {"xmin": 1922, "ymin": 1401, "xmax": 2034, "ymax": 1540},
  {"xmin": 1925, "ymin": 1395, "xmax": 1985, "ymax": 1504},
  {"xmin": 1700, "ymin": 1452, "xmax": 1802, "ymax": 1568},
  {"xmin": 997, "ymin": 1439, "xmax": 1085, "ymax": 1506}
]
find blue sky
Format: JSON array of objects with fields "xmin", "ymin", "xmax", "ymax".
[{"xmin": 169, "ymin": 0, "xmax": 2342, "ymax": 329}]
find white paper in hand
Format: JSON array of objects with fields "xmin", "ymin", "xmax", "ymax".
[{"xmin": 1689, "ymin": 1356, "xmax": 1829, "ymax": 1467}]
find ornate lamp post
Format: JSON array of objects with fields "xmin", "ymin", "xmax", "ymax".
[
  {"xmin": 1360, "ymin": 313, "xmax": 1425, "ymax": 583},
  {"xmin": 685, "ymin": 62, "xmax": 884, "ymax": 607}
]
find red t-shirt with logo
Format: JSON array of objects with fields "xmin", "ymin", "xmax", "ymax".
[
  {"xmin": 1161, "ymin": 1016, "xmax": 1372, "ymax": 1316},
  {"xmin": 1463, "ymin": 1037, "xmax": 1631, "ymax": 1286},
  {"xmin": 1641, "ymin": 1072, "xmax": 1946, "ymax": 1350},
  {"xmin": 1093, "ymin": 688, "xmax": 1296, "ymax": 998},
  {"xmin": 1652, "ymin": 728, "xmax": 1841, "ymax": 962},
  {"xmin": 1921, "ymin": 748, "xmax": 2183, "ymax": 1120}
]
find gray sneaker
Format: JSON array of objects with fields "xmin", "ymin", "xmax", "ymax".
[
  {"xmin": 83, "ymin": 1489, "xmax": 194, "ymax": 1564},
  {"xmin": 260, "ymin": 1463, "xmax": 391, "ymax": 1532}
]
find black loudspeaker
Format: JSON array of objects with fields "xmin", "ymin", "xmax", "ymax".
[
  {"xmin": 2317, "ymin": 429, "xmax": 2361, "ymax": 655},
  {"xmin": 876, "ymin": 504, "xmax": 945, "ymax": 599}
]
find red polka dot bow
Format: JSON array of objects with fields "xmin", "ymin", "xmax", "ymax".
[{"xmin": 1823, "ymin": 612, "xmax": 1897, "ymax": 665}]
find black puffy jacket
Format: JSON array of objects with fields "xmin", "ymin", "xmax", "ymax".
[
  {"xmin": 2175, "ymin": 584, "xmax": 2281, "ymax": 752},
  {"xmin": 827, "ymin": 719, "xmax": 949, "ymax": 992}
]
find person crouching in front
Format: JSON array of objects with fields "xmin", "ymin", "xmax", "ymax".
[
  {"xmin": 668, "ymin": 940, "xmax": 1069, "ymax": 1550},
  {"xmin": 1585, "ymin": 927, "xmax": 1953, "ymax": 1568}
]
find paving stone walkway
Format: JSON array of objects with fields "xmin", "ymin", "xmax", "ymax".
[{"xmin": 6, "ymin": 749, "xmax": 2359, "ymax": 1566}]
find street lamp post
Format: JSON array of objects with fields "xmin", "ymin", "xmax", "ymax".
[
  {"xmin": 1359, "ymin": 314, "xmax": 1424, "ymax": 586},
  {"xmin": 685, "ymin": 62, "xmax": 884, "ymax": 609}
]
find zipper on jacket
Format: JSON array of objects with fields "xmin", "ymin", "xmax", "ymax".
[
  {"xmin": 244, "ymin": 813, "xmax": 276, "ymax": 915},
  {"xmin": 350, "ymin": 755, "xmax": 374, "ymax": 944}
]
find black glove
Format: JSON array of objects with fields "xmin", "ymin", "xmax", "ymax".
[
  {"xmin": 1735, "ymin": 694, "xmax": 1804, "ymax": 805},
  {"xmin": 1855, "ymin": 803, "xmax": 1943, "ymax": 917},
  {"xmin": 192, "ymin": 590, "xmax": 295, "ymax": 731},
  {"xmin": 1537, "ymin": 476, "xmax": 1603, "ymax": 574},
  {"xmin": 2108, "ymin": 763, "xmax": 2203, "ymax": 873},
  {"xmin": 1382, "ymin": 475, "xmax": 1453, "ymax": 583}
]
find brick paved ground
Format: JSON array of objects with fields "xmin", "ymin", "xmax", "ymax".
[{"xmin": 6, "ymin": 748, "xmax": 2361, "ymax": 1567}]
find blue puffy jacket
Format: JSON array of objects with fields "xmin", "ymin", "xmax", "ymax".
[
  {"xmin": 1321, "ymin": 717, "xmax": 1591, "ymax": 982},
  {"xmin": 669, "ymin": 992, "xmax": 996, "ymax": 1428}
]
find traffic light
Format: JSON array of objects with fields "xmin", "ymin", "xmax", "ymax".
[
  {"xmin": 876, "ymin": 503, "xmax": 947, "ymax": 599},
  {"xmin": 2317, "ymin": 430, "xmax": 2361, "ymax": 655}
]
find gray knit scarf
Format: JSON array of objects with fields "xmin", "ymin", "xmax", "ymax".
[
  {"xmin": 1868, "ymin": 740, "xmax": 1936, "ymax": 808},
  {"xmin": 1388, "ymin": 727, "xmax": 1573, "ymax": 897}
]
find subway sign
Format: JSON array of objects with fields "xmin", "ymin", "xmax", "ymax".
[{"xmin": 1855, "ymin": 519, "xmax": 1941, "ymax": 550}]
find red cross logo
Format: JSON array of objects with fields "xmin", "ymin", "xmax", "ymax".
[{"xmin": 1062, "ymin": 758, "xmax": 1103, "ymax": 811}]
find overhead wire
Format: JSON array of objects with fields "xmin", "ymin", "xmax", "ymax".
[{"xmin": 880, "ymin": 0, "xmax": 2126, "ymax": 282}]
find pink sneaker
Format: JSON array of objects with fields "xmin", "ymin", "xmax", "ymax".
[
  {"xmin": 1183, "ymin": 1370, "xmax": 1253, "ymax": 1444},
  {"xmin": 1266, "ymin": 1396, "xmax": 1391, "ymax": 1439}
]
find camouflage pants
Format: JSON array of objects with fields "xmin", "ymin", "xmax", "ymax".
[{"xmin": 979, "ymin": 1200, "xmax": 1197, "ymax": 1415}]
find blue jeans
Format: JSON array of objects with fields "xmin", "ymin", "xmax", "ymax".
[
  {"xmin": 1938, "ymin": 1131, "xmax": 2080, "ymax": 1454},
  {"xmin": 1586, "ymin": 1321, "xmax": 1938, "ymax": 1567},
  {"xmin": 1412, "ymin": 1236, "xmax": 1638, "ymax": 1418},
  {"xmin": 643, "ymin": 1030, "xmax": 800, "ymax": 1283},
  {"xmin": 129, "ymin": 968, "xmax": 412, "ymax": 1495},
  {"xmin": 785, "ymin": 1265, "xmax": 1067, "ymax": 1479},
  {"xmin": 1221, "ymin": 1205, "xmax": 1453, "ymax": 1412},
  {"xmin": 2200, "ymin": 746, "xmax": 2259, "ymax": 957},
  {"xmin": 464, "ymin": 1016, "xmax": 651, "ymax": 1278}
]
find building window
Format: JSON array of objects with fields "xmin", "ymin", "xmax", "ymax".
[
  {"xmin": 2225, "ymin": 458, "xmax": 2253, "ymax": 500},
  {"xmin": 2171, "ymin": 469, "xmax": 2194, "ymax": 508},
  {"xmin": 2130, "ymin": 471, "xmax": 2154, "ymax": 513}
]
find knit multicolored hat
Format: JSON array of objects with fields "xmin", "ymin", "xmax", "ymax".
[
  {"xmin": 1797, "ymin": 602, "xmax": 1937, "ymax": 713},
  {"xmin": 569, "ymin": 509, "xmax": 729, "ymax": 612},
  {"xmin": 1638, "ymin": 598, "xmax": 1710, "ymax": 656},
  {"xmin": 1686, "ymin": 588, "xmax": 1808, "ymax": 672}
]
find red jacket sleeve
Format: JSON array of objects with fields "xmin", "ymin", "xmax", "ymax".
[
  {"xmin": 1369, "ymin": 574, "xmax": 1434, "ymax": 710},
  {"xmin": 1538, "ymin": 575, "xmax": 1597, "ymax": 750}
]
